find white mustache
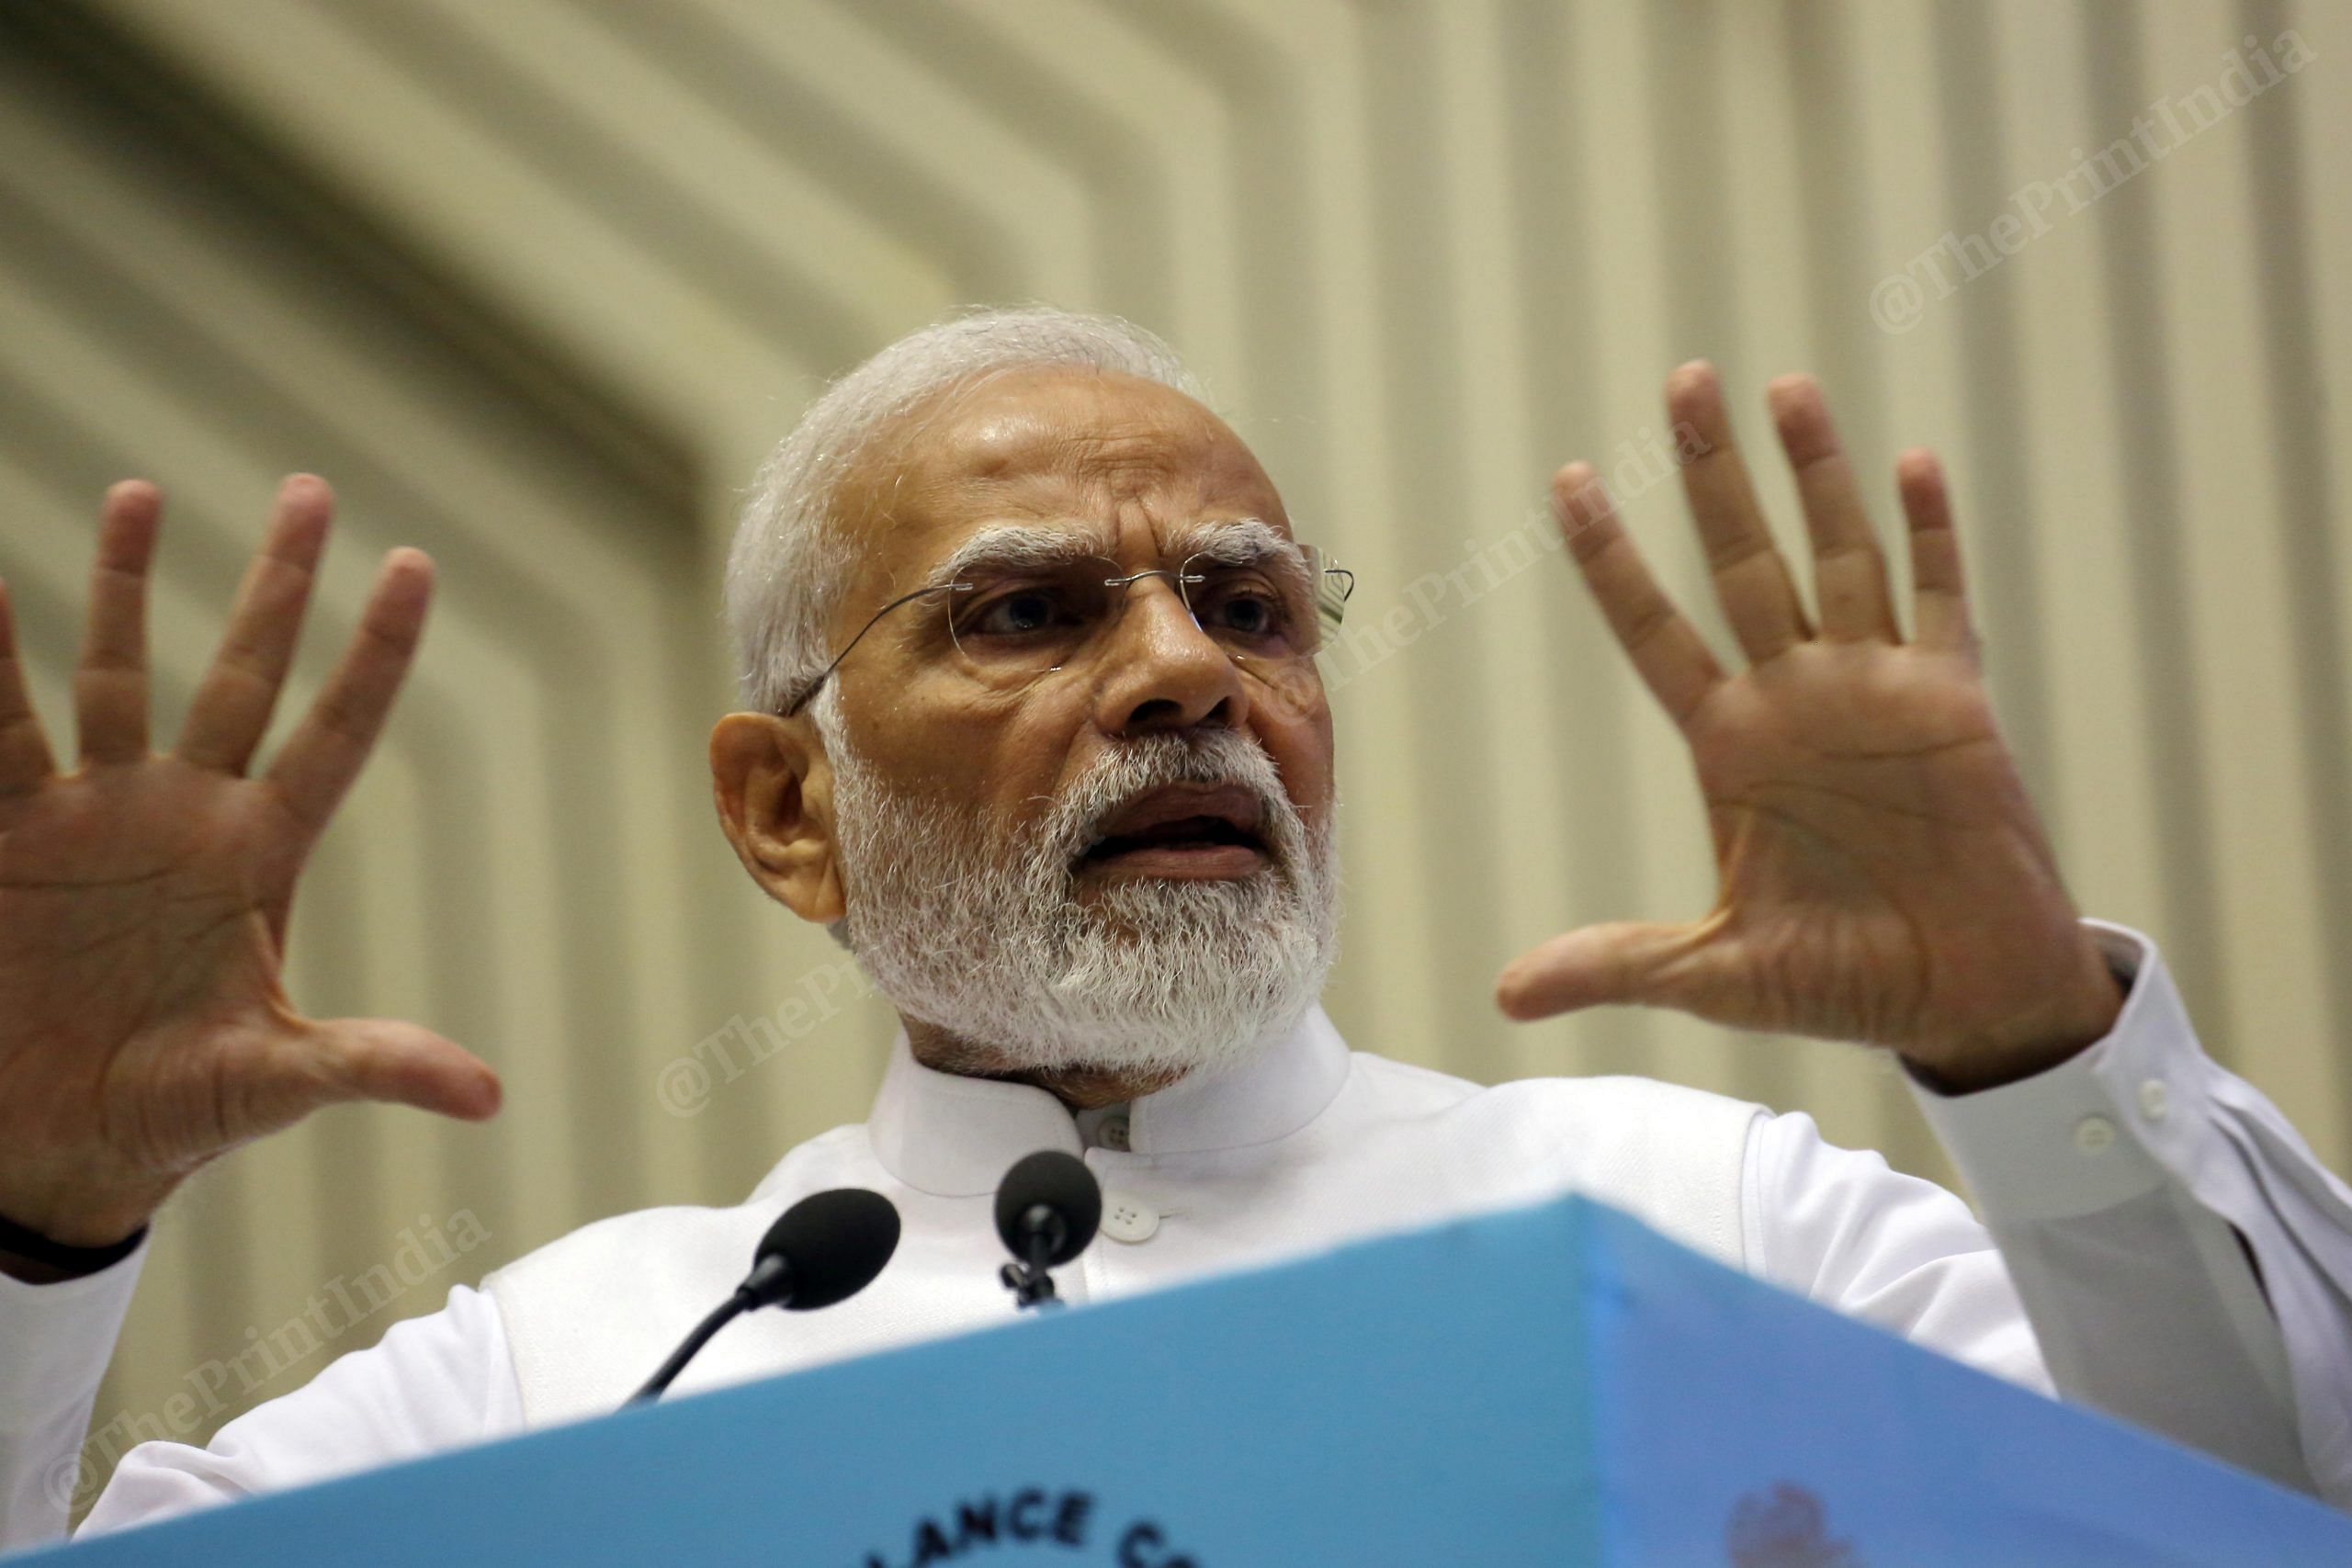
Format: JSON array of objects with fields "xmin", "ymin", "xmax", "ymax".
[{"xmin": 1041, "ymin": 730, "xmax": 1303, "ymax": 876}]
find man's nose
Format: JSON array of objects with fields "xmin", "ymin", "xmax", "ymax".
[{"xmin": 1091, "ymin": 581, "xmax": 1251, "ymax": 737}]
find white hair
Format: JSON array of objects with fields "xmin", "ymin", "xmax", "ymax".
[{"xmin": 724, "ymin": 304, "xmax": 1209, "ymax": 716}]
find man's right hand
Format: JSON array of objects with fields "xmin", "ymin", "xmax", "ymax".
[{"xmin": 0, "ymin": 476, "xmax": 500, "ymax": 1268}]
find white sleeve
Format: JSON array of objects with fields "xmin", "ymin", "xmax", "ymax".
[
  {"xmin": 1, "ymin": 1257, "xmax": 524, "ymax": 1551},
  {"xmin": 1905, "ymin": 919, "xmax": 2351, "ymax": 1504},
  {"xmin": 74, "ymin": 1280, "xmax": 525, "ymax": 1539},
  {"xmin": 0, "ymin": 1239, "xmax": 144, "ymax": 1552},
  {"xmin": 1744, "ymin": 1105, "xmax": 2052, "ymax": 1398}
]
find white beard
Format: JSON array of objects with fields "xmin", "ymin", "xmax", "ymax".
[{"xmin": 825, "ymin": 718, "xmax": 1340, "ymax": 1083}]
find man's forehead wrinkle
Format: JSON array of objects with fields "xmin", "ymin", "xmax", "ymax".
[
  {"xmin": 839, "ymin": 478, "xmax": 1290, "ymax": 602},
  {"xmin": 944, "ymin": 424, "xmax": 1209, "ymax": 502},
  {"xmin": 933, "ymin": 383, "xmax": 1227, "ymax": 479},
  {"xmin": 927, "ymin": 445, "xmax": 1287, "ymax": 543},
  {"xmin": 833, "ymin": 368, "xmax": 1291, "ymax": 618}
]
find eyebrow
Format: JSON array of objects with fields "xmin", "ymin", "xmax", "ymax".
[
  {"xmin": 1166, "ymin": 516, "xmax": 1304, "ymax": 573},
  {"xmin": 923, "ymin": 516, "xmax": 1304, "ymax": 590},
  {"xmin": 921, "ymin": 523, "xmax": 1118, "ymax": 591}
]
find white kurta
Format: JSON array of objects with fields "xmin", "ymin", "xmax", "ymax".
[{"xmin": 4, "ymin": 920, "xmax": 2351, "ymax": 1551}]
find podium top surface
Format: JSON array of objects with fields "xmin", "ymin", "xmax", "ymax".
[{"xmin": 25, "ymin": 1192, "xmax": 2351, "ymax": 1566}]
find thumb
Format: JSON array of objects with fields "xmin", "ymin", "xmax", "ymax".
[
  {"xmin": 311, "ymin": 1018, "xmax": 503, "ymax": 1121},
  {"xmin": 1495, "ymin": 919, "xmax": 1713, "ymax": 1021}
]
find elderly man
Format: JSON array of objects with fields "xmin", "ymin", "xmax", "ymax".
[{"xmin": 4, "ymin": 307, "xmax": 2352, "ymax": 1546}]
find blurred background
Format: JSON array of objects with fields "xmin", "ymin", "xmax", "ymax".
[{"xmin": 1, "ymin": 0, "xmax": 2346, "ymax": 1506}]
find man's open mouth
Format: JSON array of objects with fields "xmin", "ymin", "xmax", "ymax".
[{"xmin": 1077, "ymin": 784, "xmax": 1272, "ymax": 877}]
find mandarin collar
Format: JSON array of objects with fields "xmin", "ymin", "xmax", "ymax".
[{"xmin": 867, "ymin": 1004, "xmax": 1352, "ymax": 1197}]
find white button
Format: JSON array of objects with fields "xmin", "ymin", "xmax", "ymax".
[
  {"xmin": 2074, "ymin": 1114, "xmax": 2117, "ymax": 1155},
  {"xmin": 2138, "ymin": 1079, "xmax": 2169, "ymax": 1122},
  {"xmin": 1099, "ymin": 1115, "xmax": 1131, "ymax": 1153},
  {"xmin": 1101, "ymin": 1191, "xmax": 1159, "ymax": 1243}
]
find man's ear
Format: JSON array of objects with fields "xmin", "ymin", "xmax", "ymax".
[{"xmin": 708, "ymin": 712, "xmax": 847, "ymax": 924}]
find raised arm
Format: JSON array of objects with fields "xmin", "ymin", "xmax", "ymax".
[
  {"xmin": 0, "ymin": 476, "xmax": 501, "ymax": 1544},
  {"xmin": 1499, "ymin": 365, "xmax": 2352, "ymax": 1501}
]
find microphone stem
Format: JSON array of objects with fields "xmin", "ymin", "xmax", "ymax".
[
  {"xmin": 628, "ymin": 1291, "xmax": 752, "ymax": 1405},
  {"xmin": 1022, "ymin": 1232, "xmax": 1062, "ymax": 1309}
]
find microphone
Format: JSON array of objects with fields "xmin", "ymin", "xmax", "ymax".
[
  {"xmin": 627, "ymin": 1187, "xmax": 900, "ymax": 1405},
  {"xmin": 994, "ymin": 1150, "xmax": 1102, "ymax": 1310}
]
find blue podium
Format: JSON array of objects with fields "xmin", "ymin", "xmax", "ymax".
[{"xmin": 24, "ymin": 1193, "xmax": 2351, "ymax": 1564}]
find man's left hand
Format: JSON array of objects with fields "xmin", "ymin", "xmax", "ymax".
[{"xmin": 1495, "ymin": 364, "xmax": 2120, "ymax": 1093}]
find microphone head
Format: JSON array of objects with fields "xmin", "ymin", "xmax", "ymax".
[
  {"xmin": 754, "ymin": 1188, "xmax": 900, "ymax": 1311},
  {"xmin": 994, "ymin": 1150, "xmax": 1102, "ymax": 1267}
]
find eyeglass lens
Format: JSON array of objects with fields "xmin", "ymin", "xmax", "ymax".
[{"xmin": 942, "ymin": 549, "xmax": 1343, "ymax": 694}]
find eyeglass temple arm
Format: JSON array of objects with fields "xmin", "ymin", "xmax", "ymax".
[{"xmin": 780, "ymin": 581, "xmax": 966, "ymax": 716}]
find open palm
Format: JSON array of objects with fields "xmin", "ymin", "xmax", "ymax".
[
  {"xmin": 0, "ymin": 478, "xmax": 497, "ymax": 1248},
  {"xmin": 1497, "ymin": 367, "xmax": 2119, "ymax": 1090}
]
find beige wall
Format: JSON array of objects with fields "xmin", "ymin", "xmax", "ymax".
[{"xmin": 2, "ymin": 0, "xmax": 2346, "ymax": 1508}]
